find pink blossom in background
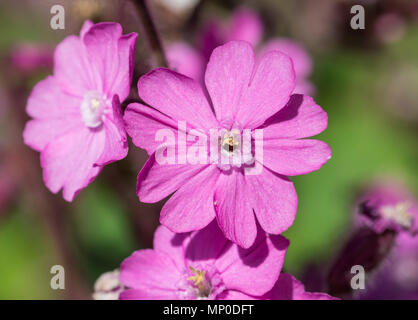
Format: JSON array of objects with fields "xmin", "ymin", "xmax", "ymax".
[
  {"xmin": 124, "ymin": 41, "xmax": 331, "ymax": 248},
  {"xmin": 356, "ymin": 179, "xmax": 418, "ymax": 235},
  {"xmin": 166, "ymin": 7, "xmax": 314, "ymax": 95},
  {"xmin": 354, "ymin": 180, "xmax": 418, "ymax": 299},
  {"xmin": 9, "ymin": 43, "xmax": 53, "ymax": 73},
  {"xmin": 23, "ymin": 21, "xmax": 137, "ymax": 201},
  {"xmin": 120, "ymin": 221, "xmax": 289, "ymax": 300}
]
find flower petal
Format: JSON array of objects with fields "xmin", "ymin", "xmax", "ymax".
[
  {"xmin": 184, "ymin": 220, "xmax": 229, "ymax": 264},
  {"xmin": 137, "ymin": 68, "xmax": 218, "ymax": 131},
  {"xmin": 54, "ymin": 35, "xmax": 98, "ymax": 96},
  {"xmin": 124, "ymin": 102, "xmax": 179, "ymax": 155},
  {"xmin": 246, "ymin": 167, "xmax": 297, "ymax": 234},
  {"xmin": 153, "ymin": 225, "xmax": 189, "ymax": 271},
  {"xmin": 236, "ymin": 50, "xmax": 295, "ymax": 129},
  {"xmin": 261, "ymin": 94, "xmax": 328, "ymax": 140},
  {"xmin": 137, "ymin": 152, "xmax": 209, "ymax": 203},
  {"xmin": 111, "ymin": 32, "xmax": 137, "ymax": 101},
  {"xmin": 214, "ymin": 170, "xmax": 257, "ymax": 249},
  {"xmin": 259, "ymin": 39, "xmax": 312, "ymax": 79},
  {"xmin": 215, "ymin": 230, "xmax": 289, "ymax": 296},
  {"xmin": 166, "ymin": 42, "xmax": 204, "ymax": 82},
  {"xmin": 95, "ymin": 96, "xmax": 128, "ymax": 166},
  {"xmin": 260, "ymin": 139, "xmax": 331, "ymax": 176},
  {"xmin": 120, "ymin": 249, "xmax": 180, "ymax": 299},
  {"xmin": 218, "ymin": 290, "xmax": 256, "ymax": 300},
  {"xmin": 226, "ymin": 8, "xmax": 263, "ymax": 47},
  {"xmin": 82, "ymin": 22, "xmax": 123, "ymax": 96},
  {"xmin": 160, "ymin": 165, "xmax": 219, "ymax": 232},
  {"xmin": 40, "ymin": 127, "xmax": 105, "ymax": 202},
  {"xmin": 205, "ymin": 41, "xmax": 254, "ymax": 124},
  {"xmin": 263, "ymin": 273, "xmax": 338, "ymax": 300}
]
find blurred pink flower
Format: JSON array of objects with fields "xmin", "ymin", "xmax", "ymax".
[
  {"xmin": 9, "ymin": 43, "xmax": 53, "ymax": 73},
  {"xmin": 166, "ymin": 7, "xmax": 314, "ymax": 94},
  {"xmin": 356, "ymin": 180, "xmax": 418, "ymax": 235},
  {"xmin": 23, "ymin": 21, "xmax": 137, "ymax": 201},
  {"xmin": 125, "ymin": 41, "xmax": 330, "ymax": 248},
  {"xmin": 120, "ymin": 221, "xmax": 289, "ymax": 300}
]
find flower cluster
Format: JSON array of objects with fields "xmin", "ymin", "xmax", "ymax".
[{"xmin": 24, "ymin": 20, "xmax": 333, "ymax": 300}]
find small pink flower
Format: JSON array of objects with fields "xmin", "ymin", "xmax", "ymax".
[
  {"xmin": 9, "ymin": 43, "xmax": 53, "ymax": 73},
  {"xmin": 23, "ymin": 21, "xmax": 137, "ymax": 201},
  {"xmin": 120, "ymin": 221, "xmax": 289, "ymax": 300},
  {"xmin": 125, "ymin": 41, "xmax": 331, "ymax": 248}
]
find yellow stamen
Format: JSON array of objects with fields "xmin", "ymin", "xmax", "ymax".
[{"xmin": 187, "ymin": 266, "xmax": 206, "ymax": 286}]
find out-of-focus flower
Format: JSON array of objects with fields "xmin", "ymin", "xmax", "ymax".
[
  {"xmin": 120, "ymin": 221, "xmax": 289, "ymax": 300},
  {"xmin": 23, "ymin": 21, "xmax": 137, "ymax": 201},
  {"xmin": 328, "ymin": 178, "xmax": 418, "ymax": 299},
  {"xmin": 125, "ymin": 41, "xmax": 330, "ymax": 248},
  {"xmin": 93, "ymin": 269, "xmax": 125, "ymax": 300},
  {"xmin": 9, "ymin": 44, "xmax": 53, "ymax": 74},
  {"xmin": 356, "ymin": 180, "xmax": 418, "ymax": 235},
  {"xmin": 259, "ymin": 39, "xmax": 314, "ymax": 96},
  {"xmin": 374, "ymin": 13, "xmax": 406, "ymax": 45},
  {"xmin": 166, "ymin": 7, "xmax": 314, "ymax": 94}
]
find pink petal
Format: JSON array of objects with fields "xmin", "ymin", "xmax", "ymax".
[
  {"xmin": 54, "ymin": 35, "xmax": 98, "ymax": 96},
  {"xmin": 226, "ymin": 8, "xmax": 264, "ymax": 47},
  {"xmin": 214, "ymin": 170, "xmax": 257, "ymax": 249},
  {"xmin": 236, "ymin": 50, "xmax": 296, "ymax": 129},
  {"xmin": 261, "ymin": 94, "xmax": 328, "ymax": 140},
  {"xmin": 218, "ymin": 290, "xmax": 256, "ymax": 300},
  {"xmin": 166, "ymin": 42, "xmax": 205, "ymax": 82},
  {"xmin": 80, "ymin": 20, "xmax": 94, "ymax": 38},
  {"xmin": 120, "ymin": 249, "xmax": 180, "ymax": 299},
  {"xmin": 24, "ymin": 77, "xmax": 82, "ymax": 150},
  {"xmin": 124, "ymin": 102, "xmax": 179, "ymax": 155},
  {"xmin": 160, "ymin": 165, "xmax": 219, "ymax": 232},
  {"xmin": 263, "ymin": 273, "xmax": 338, "ymax": 300},
  {"xmin": 111, "ymin": 32, "xmax": 137, "ymax": 101},
  {"xmin": 95, "ymin": 96, "xmax": 128, "ymax": 166},
  {"xmin": 137, "ymin": 68, "xmax": 218, "ymax": 131},
  {"xmin": 153, "ymin": 225, "xmax": 188, "ymax": 271},
  {"xmin": 40, "ymin": 127, "xmax": 105, "ymax": 202},
  {"xmin": 246, "ymin": 167, "xmax": 297, "ymax": 234},
  {"xmin": 205, "ymin": 41, "xmax": 254, "ymax": 125},
  {"xmin": 82, "ymin": 22, "xmax": 123, "ymax": 96},
  {"xmin": 26, "ymin": 76, "xmax": 80, "ymax": 119},
  {"xmin": 261, "ymin": 139, "xmax": 331, "ymax": 176},
  {"xmin": 184, "ymin": 220, "xmax": 228, "ymax": 264},
  {"xmin": 215, "ymin": 231, "xmax": 289, "ymax": 296},
  {"xmin": 137, "ymin": 152, "xmax": 209, "ymax": 203},
  {"xmin": 259, "ymin": 39, "xmax": 312, "ymax": 79}
]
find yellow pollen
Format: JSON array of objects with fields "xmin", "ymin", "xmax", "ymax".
[{"xmin": 187, "ymin": 266, "xmax": 206, "ymax": 286}]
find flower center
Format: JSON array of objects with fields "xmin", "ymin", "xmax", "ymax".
[
  {"xmin": 381, "ymin": 201, "xmax": 413, "ymax": 229},
  {"xmin": 186, "ymin": 266, "xmax": 211, "ymax": 298},
  {"xmin": 81, "ymin": 91, "xmax": 108, "ymax": 128},
  {"xmin": 221, "ymin": 130, "xmax": 240, "ymax": 155}
]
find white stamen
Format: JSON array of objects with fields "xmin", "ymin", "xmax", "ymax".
[{"xmin": 81, "ymin": 91, "xmax": 107, "ymax": 128}]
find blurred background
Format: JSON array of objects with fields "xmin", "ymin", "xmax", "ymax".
[{"xmin": 0, "ymin": 0, "xmax": 417, "ymax": 299}]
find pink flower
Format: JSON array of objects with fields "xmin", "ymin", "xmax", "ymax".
[
  {"xmin": 166, "ymin": 7, "xmax": 314, "ymax": 94},
  {"xmin": 124, "ymin": 41, "xmax": 331, "ymax": 248},
  {"xmin": 23, "ymin": 21, "xmax": 137, "ymax": 201},
  {"xmin": 356, "ymin": 179, "xmax": 418, "ymax": 235},
  {"xmin": 120, "ymin": 221, "xmax": 289, "ymax": 300},
  {"xmin": 9, "ymin": 43, "xmax": 53, "ymax": 73}
]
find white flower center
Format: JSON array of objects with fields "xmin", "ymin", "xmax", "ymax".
[
  {"xmin": 381, "ymin": 201, "xmax": 413, "ymax": 229},
  {"xmin": 81, "ymin": 91, "xmax": 107, "ymax": 128}
]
